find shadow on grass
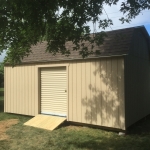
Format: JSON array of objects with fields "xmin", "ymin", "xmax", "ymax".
[
  {"xmin": 59, "ymin": 114, "xmax": 150, "ymax": 137},
  {"xmin": 44, "ymin": 126, "xmax": 150, "ymax": 150}
]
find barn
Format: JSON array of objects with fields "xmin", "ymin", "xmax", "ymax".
[{"xmin": 4, "ymin": 26, "xmax": 150, "ymax": 130}]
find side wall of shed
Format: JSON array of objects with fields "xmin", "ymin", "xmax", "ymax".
[
  {"xmin": 125, "ymin": 28, "xmax": 150, "ymax": 128},
  {"xmin": 5, "ymin": 57, "xmax": 125, "ymax": 129}
]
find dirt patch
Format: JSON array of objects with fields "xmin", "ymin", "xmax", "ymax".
[{"xmin": 0, "ymin": 119, "xmax": 19, "ymax": 141}]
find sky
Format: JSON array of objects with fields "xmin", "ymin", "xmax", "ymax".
[
  {"xmin": 88, "ymin": 1, "xmax": 150, "ymax": 34},
  {"xmin": 0, "ymin": 1, "xmax": 150, "ymax": 62}
]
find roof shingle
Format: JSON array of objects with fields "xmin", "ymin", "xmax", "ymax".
[{"xmin": 22, "ymin": 27, "xmax": 135, "ymax": 63}]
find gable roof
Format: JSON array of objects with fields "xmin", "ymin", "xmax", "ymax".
[{"xmin": 22, "ymin": 26, "xmax": 148, "ymax": 63}]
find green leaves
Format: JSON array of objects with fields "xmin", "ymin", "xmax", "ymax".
[
  {"xmin": 99, "ymin": 19, "xmax": 113, "ymax": 30},
  {"xmin": 120, "ymin": 0, "xmax": 150, "ymax": 23},
  {"xmin": 0, "ymin": 0, "xmax": 149, "ymax": 65},
  {"xmin": 0, "ymin": 63, "xmax": 4, "ymax": 87}
]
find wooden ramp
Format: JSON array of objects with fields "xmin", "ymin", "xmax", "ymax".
[{"xmin": 24, "ymin": 114, "xmax": 66, "ymax": 131}]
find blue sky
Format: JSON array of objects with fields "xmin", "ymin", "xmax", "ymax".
[
  {"xmin": 88, "ymin": 1, "xmax": 150, "ymax": 33},
  {"xmin": 145, "ymin": 25, "xmax": 150, "ymax": 34},
  {"xmin": 0, "ymin": 2, "xmax": 150, "ymax": 62}
]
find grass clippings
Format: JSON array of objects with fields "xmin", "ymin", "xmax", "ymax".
[{"xmin": 0, "ymin": 119, "xmax": 18, "ymax": 141}]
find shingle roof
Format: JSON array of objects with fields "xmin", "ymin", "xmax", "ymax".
[{"xmin": 22, "ymin": 27, "xmax": 136, "ymax": 63}]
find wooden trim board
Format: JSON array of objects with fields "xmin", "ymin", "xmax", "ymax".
[{"xmin": 24, "ymin": 114, "xmax": 66, "ymax": 130}]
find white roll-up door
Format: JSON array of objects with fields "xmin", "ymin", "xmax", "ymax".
[{"xmin": 41, "ymin": 67, "xmax": 67, "ymax": 117}]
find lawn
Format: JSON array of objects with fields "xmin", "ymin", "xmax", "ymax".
[{"xmin": 1, "ymin": 92, "xmax": 150, "ymax": 150}]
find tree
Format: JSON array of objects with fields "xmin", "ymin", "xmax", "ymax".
[
  {"xmin": 0, "ymin": 63, "xmax": 4, "ymax": 87},
  {"xmin": 0, "ymin": 0, "xmax": 149, "ymax": 65}
]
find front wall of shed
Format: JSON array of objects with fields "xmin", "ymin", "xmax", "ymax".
[
  {"xmin": 4, "ymin": 65, "xmax": 39, "ymax": 116},
  {"xmin": 125, "ymin": 29, "xmax": 150, "ymax": 128},
  {"xmin": 5, "ymin": 57, "xmax": 125, "ymax": 129}
]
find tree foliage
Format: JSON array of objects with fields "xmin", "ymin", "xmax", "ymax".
[
  {"xmin": 0, "ymin": 0, "xmax": 149, "ymax": 65},
  {"xmin": 0, "ymin": 63, "xmax": 4, "ymax": 87}
]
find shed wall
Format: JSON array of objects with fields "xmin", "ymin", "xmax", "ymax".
[
  {"xmin": 5, "ymin": 57, "xmax": 125, "ymax": 129},
  {"xmin": 125, "ymin": 29, "xmax": 150, "ymax": 128},
  {"xmin": 4, "ymin": 65, "xmax": 39, "ymax": 115}
]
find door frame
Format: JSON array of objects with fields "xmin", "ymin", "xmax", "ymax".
[{"xmin": 36, "ymin": 64, "xmax": 69, "ymax": 120}]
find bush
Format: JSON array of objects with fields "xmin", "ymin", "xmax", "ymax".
[{"xmin": 0, "ymin": 63, "xmax": 4, "ymax": 87}]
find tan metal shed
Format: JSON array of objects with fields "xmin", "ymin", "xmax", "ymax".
[{"xmin": 4, "ymin": 26, "xmax": 150, "ymax": 130}]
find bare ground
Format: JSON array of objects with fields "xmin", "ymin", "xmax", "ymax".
[{"xmin": 0, "ymin": 119, "xmax": 18, "ymax": 141}]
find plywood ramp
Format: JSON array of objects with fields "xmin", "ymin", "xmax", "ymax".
[{"xmin": 24, "ymin": 114, "xmax": 66, "ymax": 131}]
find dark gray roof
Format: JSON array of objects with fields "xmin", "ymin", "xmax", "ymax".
[{"xmin": 22, "ymin": 26, "xmax": 137, "ymax": 63}]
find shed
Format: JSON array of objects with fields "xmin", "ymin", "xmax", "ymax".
[{"xmin": 4, "ymin": 26, "xmax": 150, "ymax": 130}]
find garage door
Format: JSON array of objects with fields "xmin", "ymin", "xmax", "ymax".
[{"xmin": 41, "ymin": 67, "xmax": 67, "ymax": 117}]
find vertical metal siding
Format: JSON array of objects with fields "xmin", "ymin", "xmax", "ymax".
[
  {"xmin": 68, "ymin": 57, "xmax": 125, "ymax": 130},
  {"xmin": 5, "ymin": 57, "xmax": 125, "ymax": 129},
  {"xmin": 5, "ymin": 65, "xmax": 38, "ymax": 116},
  {"xmin": 125, "ymin": 29, "xmax": 150, "ymax": 128},
  {"xmin": 41, "ymin": 67, "xmax": 67, "ymax": 116}
]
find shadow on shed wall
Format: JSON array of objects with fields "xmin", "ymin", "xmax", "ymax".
[{"xmin": 69, "ymin": 57, "xmax": 125, "ymax": 130}]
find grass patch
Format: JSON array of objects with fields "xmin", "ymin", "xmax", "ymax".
[
  {"xmin": 1, "ymin": 98, "xmax": 150, "ymax": 149},
  {"xmin": 0, "ymin": 115, "xmax": 150, "ymax": 150}
]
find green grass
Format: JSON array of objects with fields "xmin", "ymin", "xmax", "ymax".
[
  {"xmin": 1, "ymin": 94, "xmax": 150, "ymax": 149},
  {"xmin": 0, "ymin": 113, "xmax": 150, "ymax": 150}
]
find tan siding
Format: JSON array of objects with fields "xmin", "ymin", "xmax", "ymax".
[
  {"xmin": 111, "ymin": 59, "xmax": 119, "ymax": 128},
  {"xmin": 86, "ymin": 61, "xmax": 92, "ymax": 124},
  {"xmin": 91, "ymin": 60, "xmax": 96, "ymax": 125},
  {"xmin": 4, "ymin": 67, "xmax": 6, "ymax": 112},
  {"xmin": 118, "ymin": 58, "xmax": 125, "ymax": 130},
  {"xmin": 68, "ymin": 57, "xmax": 125, "ymax": 129},
  {"xmin": 71, "ymin": 58, "xmax": 125, "ymax": 129},
  {"xmin": 101, "ymin": 59, "xmax": 107, "ymax": 126},
  {"xmin": 72, "ymin": 61, "xmax": 77, "ymax": 121},
  {"xmin": 68, "ymin": 64, "xmax": 73, "ymax": 121},
  {"xmin": 95, "ymin": 61, "xmax": 102, "ymax": 125},
  {"xmin": 30, "ymin": 66, "xmax": 34, "ymax": 115},
  {"xmin": 106, "ymin": 59, "xmax": 112, "ymax": 127},
  {"xmin": 35, "ymin": 67, "xmax": 39, "ymax": 115},
  {"xmin": 5, "ymin": 57, "xmax": 125, "ymax": 129},
  {"xmin": 28, "ymin": 66, "xmax": 32, "ymax": 115},
  {"xmin": 76, "ymin": 61, "xmax": 82, "ymax": 122},
  {"xmin": 5, "ymin": 65, "xmax": 38, "ymax": 116},
  {"xmin": 81, "ymin": 62, "xmax": 87, "ymax": 123},
  {"xmin": 24, "ymin": 67, "xmax": 28, "ymax": 115}
]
